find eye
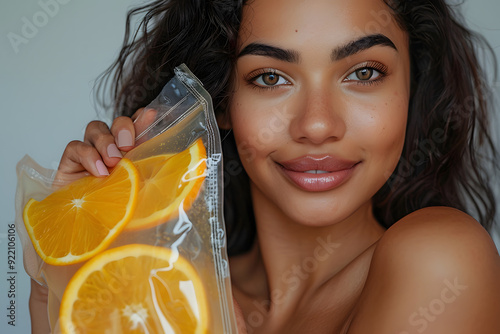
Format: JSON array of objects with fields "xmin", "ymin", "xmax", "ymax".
[
  {"xmin": 345, "ymin": 67, "xmax": 381, "ymax": 81},
  {"xmin": 344, "ymin": 62, "xmax": 388, "ymax": 84},
  {"xmin": 250, "ymin": 70, "xmax": 290, "ymax": 88}
]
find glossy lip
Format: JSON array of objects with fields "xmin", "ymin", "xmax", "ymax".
[{"xmin": 277, "ymin": 155, "xmax": 360, "ymax": 192}]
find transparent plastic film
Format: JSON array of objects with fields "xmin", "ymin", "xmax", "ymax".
[{"xmin": 15, "ymin": 64, "xmax": 237, "ymax": 333}]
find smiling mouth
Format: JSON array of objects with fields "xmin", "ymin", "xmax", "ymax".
[{"xmin": 276, "ymin": 156, "xmax": 359, "ymax": 192}]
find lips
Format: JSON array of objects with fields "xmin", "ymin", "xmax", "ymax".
[{"xmin": 277, "ymin": 155, "xmax": 359, "ymax": 192}]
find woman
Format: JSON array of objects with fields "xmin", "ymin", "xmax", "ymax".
[{"xmin": 31, "ymin": 0, "xmax": 500, "ymax": 333}]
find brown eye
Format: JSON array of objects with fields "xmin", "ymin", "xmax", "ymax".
[
  {"xmin": 344, "ymin": 65, "xmax": 384, "ymax": 83},
  {"xmin": 252, "ymin": 71, "xmax": 289, "ymax": 88},
  {"xmin": 262, "ymin": 73, "xmax": 279, "ymax": 85},
  {"xmin": 355, "ymin": 68, "xmax": 373, "ymax": 80}
]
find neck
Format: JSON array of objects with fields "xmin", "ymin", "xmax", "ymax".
[{"xmin": 231, "ymin": 182, "xmax": 385, "ymax": 315}]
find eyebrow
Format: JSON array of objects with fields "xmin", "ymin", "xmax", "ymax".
[
  {"xmin": 331, "ymin": 34, "xmax": 397, "ymax": 61},
  {"xmin": 237, "ymin": 33, "xmax": 397, "ymax": 63},
  {"xmin": 237, "ymin": 43, "xmax": 300, "ymax": 63}
]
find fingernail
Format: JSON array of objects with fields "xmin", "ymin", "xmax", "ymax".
[
  {"xmin": 117, "ymin": 130, "xmax": 133, "ymax": 148},
  {"xmin": 95, "ymin": 160, "xmax": 109, "ymax": 176},
  {"xmin": 107, "ymin": 143, "xmax": 122, "ymax": 158}
]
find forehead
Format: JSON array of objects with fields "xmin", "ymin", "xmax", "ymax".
[{"xmin": 239, "ymin": 0, "xmax": 406, "ymax": 50}]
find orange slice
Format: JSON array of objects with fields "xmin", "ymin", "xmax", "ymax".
[
  {"xmin": 126, "ymin": 138, "xmax": 207, "ymax": 231},
  {"xmin": 59, "ymin": 244, "xmax": 209, "ymax": 334},
  {"xmin": 23, "ymin": 159, "xmax": 139, "ymax": 265}
]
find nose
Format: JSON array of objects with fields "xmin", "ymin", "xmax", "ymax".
[{"xmin": 290, "ymin": 88, "xmax": 346, "ymax": 145}]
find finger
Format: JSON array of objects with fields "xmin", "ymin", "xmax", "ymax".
[
  {"xmin": 84, "ymin": 120, "xmax": 122, "ymax": 167},
  {"xmin": 131, "ymin": 107, "xmax": 145, "ymax": 121},
  {"xmin": 133, "ymin": 108, "xmax": 158, "ymax": 145},
  {"xmin": 57, "ymin": 140, "xmax": 110, "ymax": 178},
  {"xmin": 110, "ymin": 116, "xmax": 136, "ymax": 152}
]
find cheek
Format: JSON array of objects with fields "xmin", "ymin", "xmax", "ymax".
[
  {"xmin": 229, "ymin": 98, "xmax": 289, "ymax": 163},
  {"xmin": 229, "ymin": 99, "xmax": 266, "ymax": 165},
  {"xmin": 352, "ymin": 92, "xmax": 408, "ymax": 173}
]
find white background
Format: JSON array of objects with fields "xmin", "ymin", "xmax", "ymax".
[{"xmin": 1, "ymin": 0, "xmax": 499, "ymax": 333}]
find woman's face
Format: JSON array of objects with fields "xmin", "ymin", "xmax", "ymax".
[{"xmin": 227, "ymin": 0, "xmax": 411, "ymax": 226}]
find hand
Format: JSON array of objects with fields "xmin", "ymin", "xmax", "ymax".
[{"xmin": 55, "ymin": 108, "xmax": 156, "ymax": 182}]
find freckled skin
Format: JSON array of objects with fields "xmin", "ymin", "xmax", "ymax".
[
  {"xmin": 228, "ymin": 0, "xmax": 409, "ymax": 332},
  {"xmin": 227, "ymin": 0, "xmax": 500, "ymax": 333}
]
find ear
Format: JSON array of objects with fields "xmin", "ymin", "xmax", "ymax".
[{"xmin": 216, "ymin": 111, "xmax": 232, "ymax": 130}]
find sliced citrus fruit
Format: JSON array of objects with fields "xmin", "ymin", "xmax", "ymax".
[
  {"xmin": 59, "ymin": 244, "xmax": 209, "ymax": 334},
  {"xmin": 126, "ymin": 138, "xmax": 207, "ymax": 231},
  {"xmin": 23, "ymin": 159, "xmax": 139, "ymax": 266}
]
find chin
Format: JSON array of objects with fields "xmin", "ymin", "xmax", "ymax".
[{"xmin": 284, "ymin": 203, "xmax": 354, "ymax": 227}]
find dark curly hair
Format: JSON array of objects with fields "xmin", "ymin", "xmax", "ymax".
[
  {"xmin": 96, "ymin": 0, "xmax": 498, "ymax": 256},
  {"xmin": 373, "ymin": 0, "xmax": 498, "ymax": 231}
]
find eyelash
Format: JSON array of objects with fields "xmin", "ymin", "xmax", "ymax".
[
  {"xmin": 246, "ymin": 68, "xmax": 290, "ymax": 91},
  {"xmin": 344, "ymin": 61, "xmax": 388, "ymax": 85},
  {"xmin": 245, "ymin": 61, "xmax": 389, "ymax": 90}
]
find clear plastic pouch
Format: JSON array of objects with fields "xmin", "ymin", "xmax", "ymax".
[{"xmin": 15, "ymin": 64, "xmax": 237, "ymax": 333}]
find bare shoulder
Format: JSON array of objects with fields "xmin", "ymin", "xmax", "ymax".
[
  {"xmin": 376, "ymin": 206, "xmax": 499, "ymax": 263},
  {"xmin": 346, "ymin": 206, "xmax": 500, "ymax": 334}
]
